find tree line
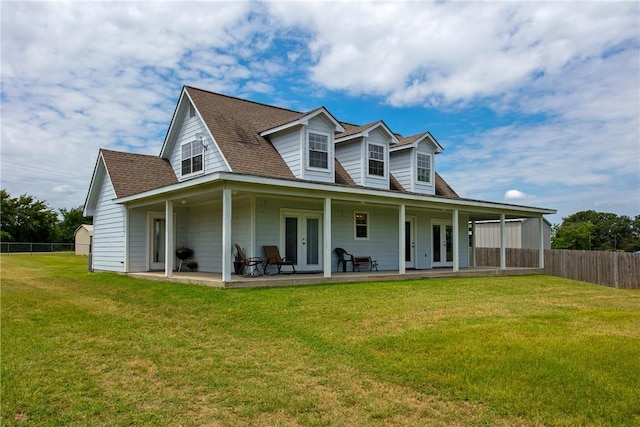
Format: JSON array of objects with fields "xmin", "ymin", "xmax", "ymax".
[
  {"xmin": 1, "ymin": 190, "xmax": 92, "ymax": 244},
  {"xmin": 551, "ymin": 210, "xmax": 640, "ymax": 252}
]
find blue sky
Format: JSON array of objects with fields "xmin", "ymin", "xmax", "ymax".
[{"xmin": 1, "ymin": 1, "xmax": 639, "ymax": 225}]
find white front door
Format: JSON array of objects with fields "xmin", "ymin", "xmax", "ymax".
[
  {"xmin": 281, "ymin": 211, "xmax": 323, "ymax": 271},
  {"xmin": 149, "ymin": 214, "xmax": 166, "ymax": 270},
  {"xmin": 432, "ymin": 221, "xmax": 453, "ymax": 267},
  {"xmin": 405, "ymin": 217, "xmax": 416, "ymax": 269}
]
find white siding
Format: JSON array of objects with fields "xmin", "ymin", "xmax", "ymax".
[
  {"xmin": 389, "ymin": 149, "xmax": 412, "ymax": 191},
  {"xmin": 414, "ymin": 140, "xmax": 435, "ymax": 196},
  {"xmin": 363, "ymin": 129, "xmax": 389, "ymax": 190},
  {"xmin": 270, "ymin": 128, "xmax": 302, "ymax": 178},
  {"xmin": 127, "ymin": 208, "xmax": 148, "ymax": 272},
  {"xmin": 331, "ymin": 203, "xmax": 399, "ymax": 271},
  {"xmin": 92, "ymin": 174, "xmax": 126, "ymax": 272},
  {"xmin": 187, "ymin": 202, "xmax": 222, "ymax": 272},
  {"xmin": 169, "ymin": 107, "xmax": 230, "ymax": 180},
  {"xmin": 232, "ymin": 196, "xmax": 253, "ymax": 257},
  {"xmin": 335, "ymin": 139, "xmax": 363, "ymax": 185},
  {"xmin": 303, "ymin": 116, "xmax": 335, "ymax": 183},
  {"xmin": 390, "ymin": 141, "xmax": 436, "ymax": 196}
]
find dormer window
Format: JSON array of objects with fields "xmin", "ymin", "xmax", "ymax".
[
  {"xmin": 417, "ymin": 153, "xmax": 432, "ymax": 183},
  {"xmin": 368, "ymin": 143, "xmax": 384, "ymax": 176},
  {"xmin": 308, "ymin": 132, "xmax": 329, "ymax": 169},
  {"xmin": 181, "ymin": 140, "xmax": 203, "ymax": 176}
]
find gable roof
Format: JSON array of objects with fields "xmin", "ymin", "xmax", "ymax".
[
  {"xmin": 335, "ymin": 120, "xmax": 399, "ymax": 144},
  {"xmin": 91, "ymin": 86, "xmax": 460, "ymax": 203},
  {"xmin": 101, "ymin": 149, "xmax": 177, "ymax": 198},
  {"xmin": 185, "ymin": 86, "xmax": 300, "ymax": 180},
  {"xmin": 260, "ymin": 106, "xmax": 345, "ymax": 136},
  {"xmin": 392, "ymin": 131, "xmax": 444, "ymax": 153}
]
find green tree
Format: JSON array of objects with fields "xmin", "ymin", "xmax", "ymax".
[
  {"xmin": 58, "ymin": 206, "xmax": 92, "ymax": 243},
  {"xmin": 0, "ymin": 190, "xmax": 60, "ymax": 242},
  {"xmin": 552, "ymin": 210, "xmax": 640, "ymax": 252}
]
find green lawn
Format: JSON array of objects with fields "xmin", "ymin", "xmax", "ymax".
[{"xmin": 2, "ymin": 254, "xmax": 639, "ymax": 426}]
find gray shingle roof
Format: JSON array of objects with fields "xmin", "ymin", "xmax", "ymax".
[
  {"xmin": 101, "ymin": 149, "xmax": 177, "ymax": 198},
  {"xmin": 186, "ymin": 86, "xmax": 300, "ymax": 180},
  {"xmin": 102, "ymin": 86, "xmax": 459, "ymax": 200}
]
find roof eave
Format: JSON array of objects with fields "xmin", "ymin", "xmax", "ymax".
[{"xmin": 114, "ymin": 171, "xmax": 555, "ymax": 217}]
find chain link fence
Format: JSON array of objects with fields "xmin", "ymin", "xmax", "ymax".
[{"xmin": 1, "ymin": 242, "xmax": 75, "ymax": 254}]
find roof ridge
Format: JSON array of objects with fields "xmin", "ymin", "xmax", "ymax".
[
  {"xmin": 184, "ymin": 85, "xmax": 305, "ymax": 116},
  {"xmin": 100, "ymin": 148, "xmax": 159, "ymax": 158}
]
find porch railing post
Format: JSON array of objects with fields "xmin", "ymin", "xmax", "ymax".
[
  {"xmin": 399, "ymin": 204, "xmax": 406, "ymax": 274},
  {"xmin": 539, "ymin": 216, "xmax": 545, "ymax": 269},
  {"xmin": 500, "ymin": 214, "xmax": 506, "ymax": 269},
  {"xmin": 165, "ymin": 200, "xmax": 174, "ymax": 277},
  {"xmin": 222, "ymin": 188, "xmax": 232, "ymax": 282},
  {"xmin": 452, "ymin": 209, "xmax": 459, "ymax": 272},
  {"xmin": 323, "ymin": 197, "xmax": 332, "ymax": 278}
]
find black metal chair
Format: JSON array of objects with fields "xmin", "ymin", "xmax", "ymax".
[{"xmin": 335, "ymin": 247, "xmax": 354, "ymax": 272}]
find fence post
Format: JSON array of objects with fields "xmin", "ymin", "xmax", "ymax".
[{"xmin": 613, "ymin": 253, "xmax": 619, "ymax": 289}]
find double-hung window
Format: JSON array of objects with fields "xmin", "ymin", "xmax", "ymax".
[
  {"xmin": 181, "ymin": 140, "xmax": 204, "ymax": 177},
  {"xmin": 368, "ymin": 143, "xmax": 385, "ymax": 176},
  {"xmin": 417, "ymin": 153, "xmax": 432, "ymax": 183},
  {"xmin": 308, "ymin": 132, "xmax": 328, "ymax": 169},
  {"xmin": 355, "ymin": 211, "xmax": 368, "ymax": 239}
]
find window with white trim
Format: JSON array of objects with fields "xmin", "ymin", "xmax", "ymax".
[
  {"xmin": 355, "ymin": 211, "xmax": 369, "ymax": 239},
  {"xmin": 308, "ymin": 132, "xmax": 329, "ymax": 169},
  {"xmin": 417, "ymin": 153, "xmax": 432, "ymax": 183},
  {"xmin": 368, "ymin": 143, "xmax": 384, "ymax": 176},
  {"xmin": 181, "ymin": 140, "xmax": 203, "ymax": 176}
]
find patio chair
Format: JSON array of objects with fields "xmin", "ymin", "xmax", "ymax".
[
  {"xmin": 262, "ymin": 245, "xmax": 296, "ymax": 274},
  {"xmin": 335, "ymin": 247, "xmax": 354, "ymax": 272},
  {"xmin": 234, "ymin": 244, "xmax": 264, "ymax": 277}
]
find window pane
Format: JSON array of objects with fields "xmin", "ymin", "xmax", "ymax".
[
  {"xmin": 355, "ymin": 213, "xmax": 368, "ymax": 238},
  {"xmin": 306, "ymin": 218, "xmax": 319, "ymax": 264},
  {"xmin": 192, "ymin": 155, "xmax": 203, "ymax": 172},
  {"xmin": 309, "ymin": 151, "xmax": 328, "ymax": 168},
  {"xmin": 182, "ymin": 159, "xmax": 191, "ymax": 175},
  {"xmin": 417, "ymin": 154, "xmax": 431, "ymax": 182},
  {"xmin": 368, "ymin": 144, "xmax": 384, "ymax": 176},
  {"xmin": 369, "ymin": 159, "xmax": 384, "ymax": 176}
]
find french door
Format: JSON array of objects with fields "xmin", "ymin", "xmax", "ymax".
[
  {"xmin": 405, "ymin": 217, "xmax": 416, "ymax": 269},
  {"xmin": 432, "ymin": 221, "xmax": 453, "ymax": 267},
  {"xmin": 281, "ymin": 210, "xmax": 322, "ymax": 271}
]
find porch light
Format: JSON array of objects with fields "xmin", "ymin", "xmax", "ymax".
[{"xmin": 181, "ymin": 199, "xmax": 187, "ymax": 205}]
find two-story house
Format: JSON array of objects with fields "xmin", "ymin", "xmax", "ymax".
[{"xmin": 84, "ymin": 86, "xmax": 555, "ymax": 283}]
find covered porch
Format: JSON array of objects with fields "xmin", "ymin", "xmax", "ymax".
[
  {"xmin": 118, "ymin": 174, "xmax": 552, "ymax": 281},
  {"xmin": 130, "ymin": 265, "xmax": 545, "ymax": 289}
]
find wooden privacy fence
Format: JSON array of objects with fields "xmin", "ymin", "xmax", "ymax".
[{"xmin": 475, "ymin": 248, "xmax": 640, "ymax": 289}]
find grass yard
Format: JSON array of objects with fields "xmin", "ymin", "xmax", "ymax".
[{"xmin": 2, "ymin": 255, "xmax": 639, "ymax": 426}]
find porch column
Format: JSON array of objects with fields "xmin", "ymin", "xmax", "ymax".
[
  {"xmin": 222, "ymin": 188, "xmax": 232, "ymax": 282},
  {"xmin": 452, "ymin": 209, "xmax": 459, "ymax": 272},
  {"xmin": 165, "ymin": 200, "xmax": 174, "ymax": 278},
  {"xmin": 539, "ymin": 216, "xmax": 545, "ymax": 269},
  {"xmin": 124, "ymin": 206, "xmax": 130, "ymax": 272},
  {"xmin": 471, "ymin": 220, "xmax": 477, "ymax": 267},
  {"xmin": 323, "ymin": 197, "xmax": 332, "ymax": 278},
  {"xmin": 500, "ymin": 214, "xmax": 506, "ymax": 270},
  {"xmin": 399, "ymin": 204, "xmax": 406, "ymax": 274}
]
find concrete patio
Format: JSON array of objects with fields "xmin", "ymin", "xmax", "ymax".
[{"xmin": 129, "ymin": 266, "xmax": 545, "ymax": 289}]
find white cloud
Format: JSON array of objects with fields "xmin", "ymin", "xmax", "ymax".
[
  {"xmin": 504, "ymin": 190, "xmax": 529, "ymax": 200},
  {"xmin": 1, "ymin": 0, "xmax": 637, "ymax": 225}
]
